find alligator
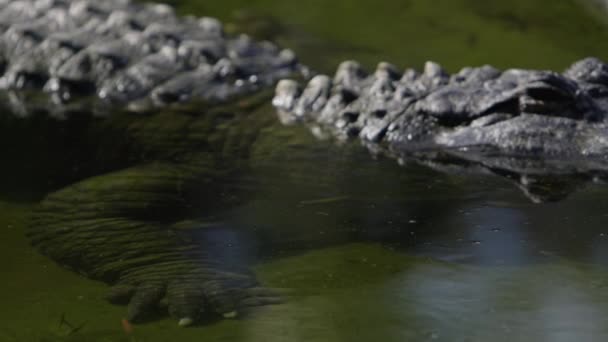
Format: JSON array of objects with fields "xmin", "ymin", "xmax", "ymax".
[{"xmin": 3, "ymin": 0, "xmax": 608, "ymax": 327}]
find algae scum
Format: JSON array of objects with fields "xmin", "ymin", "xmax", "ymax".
[{"xmin": 2, "ymin": 0, "xmax": 608, "ymax": 341}]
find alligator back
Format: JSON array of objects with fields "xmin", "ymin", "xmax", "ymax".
[{"xmin": 0, "ymin": 0, "xmax": 300, "ymax": 116}]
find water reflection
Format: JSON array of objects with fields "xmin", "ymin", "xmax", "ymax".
[
  {"xmin": 403, "ymin": 260, "xmax": 608, "ymax": 341},
  {"xmin": 466, "ymin": 207, "xmax": 528, "ymax": 265},
  {"xmin": 412, "ymin": 205, "xmax": 530, "ymax": 266}
]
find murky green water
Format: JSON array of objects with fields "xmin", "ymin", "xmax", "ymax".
[{"xmin": 2, "ymin": 0, "xmax": 608, "ymax": 341}]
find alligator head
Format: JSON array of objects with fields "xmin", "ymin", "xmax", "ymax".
[{"xmin": 274, "ymin": 57, "xmax": 608, "ymax": 202}]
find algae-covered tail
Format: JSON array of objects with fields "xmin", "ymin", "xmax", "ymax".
[{"xmin": 26, "ymin": 95, "xmax": 284, "ymax": 325}]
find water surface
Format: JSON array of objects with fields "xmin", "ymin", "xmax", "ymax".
[{"xmin": 1, "ymin": 0, "xmax": 608, "ymax": 341}]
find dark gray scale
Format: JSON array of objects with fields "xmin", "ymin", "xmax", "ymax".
[
  {"xmin": 310, "ymin": 61, "xmax": 369, "ymax": 128},
  {"xmin": 43, "ymin": 8, "xmax": 153, "ymax": 100},
  {"xmin": 400, "ymin": 61, "xmax": 450, "ymax": 98},
  {"xmin": 384, "ymin": 107, "xmax": 440, "ymax": 148},
  {"xmin": 150, "ymin": 65, "xmax": 217, "ymax": 105},
  {"xmin": 98, "ymin": 47, "xmax": 187, "ymax": 104},
  {"xmin": 331, "ymin": 60, "xmax": 368, "ymax": 95},
  {"xmin": 275, "ymin": 61, "xmax": 431, "ymax": 142},
  {"xmin": 150, "ymin": 38, "xmax": 299, "ymax": 107},
  {"xmin": 449, "ymin": 65, "xmax": 501, "ymax": 85},
  {"xmin": 190, "ymin": 58, "xmax": 263, "ymax": 101},
  {"xmin": 139, "ymin": 16, "xmax": 224, "ymax": 52},
  {"xmin": 178, "ymin": 39, "xmax": 227, "ymax": 67},
  {"xmin": 0, "ymin": 10, "xmax": 95, "ymax": 90},
  {"xmin": 564, "ymin": 57, "xmax": 608, "ymax": 120},
  {"xmin": 128, "ymin": 2, "xmax": 179, "ymax": 28},
  {"xmin": 327, "ymin": 64, "xmax": 395, "ymax": 140},
  {"xmin": 148, "ymin": 57, "xmax": 258, "ymax": 106},
  {"xmin": 273, "ymin": 61, "xmax": 365, "ymax": 127},
  {"xmin": 0, "ymin": 23, "xmax": 56, "ymax": 89},
  {"xmin": 0, "ymin": 1, "xmax": 119, "ymax": 90},
  {"xmin": 566, "ymin": 57, "xmax": 608, "ymax": 86},
  {"xmin": 350, "ymin": 62, "xmax": 409, "ymax": 142},
  {"xmin": 0, "ymin": 1, "xmax": 46, "ymax": 32},
  {"xmin": 148, "ymin": 38, "xmax": 230, "ymax": 105},
  {"xmin": 140, "ymin": 23, "xmax": 189, "ymax": 53},
  {"xmin": 42, "ymin": 28, "xmax": 112, "ymax": 77},
  {"xmin": 50, "ymin": 38, "xmax": 148, "ymax": 100},
  {"xmin": 292, "ymin": 74, "xmax": 332, "ymax": 117},
  {"xmin": 93, "ymin": 10, "xmax": 145, "ymax": 37},
  {"xmin": 226, "ymin": 36, "xmax": 297, "ymax": 83},
  {"xmin": 67, "ymin": 0, "xmax": 130, "ymax": 25}
]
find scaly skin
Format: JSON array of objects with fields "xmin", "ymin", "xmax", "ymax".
[
  {"xmin": 0, "ymin": 0, "xmax": 301, "ymax": 116},
  {"xmin": 273, "ymin": 58, "xmax": 608, "ymax": 203},
  {"xmin": 274, "ymin": 58, "xmax": 608, "ymax": 155}
]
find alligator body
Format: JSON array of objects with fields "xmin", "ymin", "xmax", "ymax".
[
  {"xmin": 0, "ymin": 0, "xmax": 301, "ymax": 115},
  {"xmin": 3, "ymin": 0, "xmax": 608, "ymax": 327}
]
